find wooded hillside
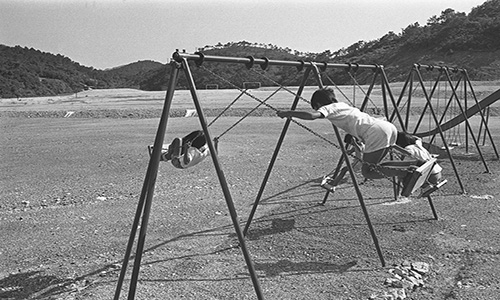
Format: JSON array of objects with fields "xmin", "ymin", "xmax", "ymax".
[{"xmin": 1, "ymin": 0, "xmax": 499, "ymax": 98}]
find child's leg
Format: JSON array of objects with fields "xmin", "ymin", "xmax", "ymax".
[{"xmin": 427, "ymin": 172, "xmax": 442, "ymax": 185}]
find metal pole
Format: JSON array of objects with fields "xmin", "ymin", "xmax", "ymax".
[
  {"xmin": 427, "ymin": 196, "xmax": 438, "ymax": 220},
  {"xmin": 359, "ymin": 70, "xmax": 379, "ymax": 112},
  {"xmin": 321, "ymin": 154, "xmax": 346, "ymax": 205},
  {"xmin": 380, "ymin": 68, "xmax": 406, "ymax": 131},
  {"xmin": 414, "ymin": 70, "xmax": 466, "ymax": 193},
  {"xmin": 412, "ymin": 66, "xmax": 442, "ymax": 135},
  {"xmin": 463, "ymin": 71, "xmax": 499, "ymax": 159},
  {"xmin": 311, "ymin": 65, "xmax": 385, "ymax": 267},
  {"xmin": 388, "ymin": 69, "xmax": 412, "ymax": 125},
  {"xmin": 114, "ymin": 64, "xmax": 181, "ymax": 299},
  {"xmin": 443, "ymin": 69, "xmax": 489, "ymax": 173},
  {"xmin": 406, "ymin": 71, "xmax": 414, "ymax": 130},
  {"xmin": 173, "ymin": 51, "xmax": 379, "ymax": 71},
  {"xmin": 332, "ymin": 125, "xmax": 386, "ymax": 266},
  {"xmin": 180, "ymin": 58, "xmax": 265, "ymax": 299},
  {"xmin": 243, "ymin": 65, "xmax": 313, "ymax": 236},
  {"xmin": 125, "ymin": 61, "xmax": 181, "ymax": 300},
  {"xmin": 428, "ymin": 77, "xmax": 462, "ymax": 146}
]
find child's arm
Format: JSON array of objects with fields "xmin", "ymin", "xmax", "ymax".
[{"xmin": 277, "ymin": 110, "xmax": 323, "ymax": 120}]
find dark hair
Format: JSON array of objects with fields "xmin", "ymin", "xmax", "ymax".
[
  {"xmin": 183, "ymin": 130, "xmax": 206, "ymax": 149},
  {"xmin": 311, "ymin": 88, "xmax": 337, "ymax": 110},
  {"xmin": 396, "ymin": 131, "xmax": 418, "ymax": 148}
]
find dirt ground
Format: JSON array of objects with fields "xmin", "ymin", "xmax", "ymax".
[{"xmin": 1, "ymin": 87, "xmax": 500, "ymax": 300}]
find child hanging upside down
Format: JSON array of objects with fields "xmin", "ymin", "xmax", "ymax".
[
  {"xmin": 277, "ymin": 87, "xmax": 414, "ymax": 188},
  {"xmin": 149, "ymin": 130, "xmax": 210, "ymax": 169}
]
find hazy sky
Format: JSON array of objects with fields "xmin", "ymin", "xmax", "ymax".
[{"xmin": 0, "ymin": 0, "xmax": 486, "ymax": 70}]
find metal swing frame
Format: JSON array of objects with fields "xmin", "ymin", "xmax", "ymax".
[
  {"xmin": 390, "ymin": 64, "xmax": 498, "ymax": 194},
  {"xmin": 115, "ymin": 52, "xmax": 466, "ymax": 300},
  {"xmin": 114, "ymin": 53, "xmax": 266, "ymax": 300},
  {"xmin": 241, "ymin": 60, "xmax": 443, "ymax": 268}
]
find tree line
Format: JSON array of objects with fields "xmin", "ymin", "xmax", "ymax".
[{"xmin": 2, "ymin": 0, "xmax": 499, "ymax": 98}]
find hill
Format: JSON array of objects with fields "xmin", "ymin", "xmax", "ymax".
[
  {"xmin": 0, "ymin": 46, "xmax": 164, "ymax": 98},
  {"xmin": 136, "ymin": 0, "xmax": 500, "ymax": 90},
  {"xmin": 2, "ymin": 0, "xmax": 500, "ymax": 97},
  {"xmin": 330, "ymin": 0, "xmax": 500, "ymax": 82},
  {"xmin": 103, "ymin": 60, "xmax": 164, "ymax": 89}
]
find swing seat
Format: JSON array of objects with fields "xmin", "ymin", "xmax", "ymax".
[
  {"xmin": 400, "ymin": 158, "xmax": 437, "ymax": 197},
  {"xmin": 418, "ymin": 179, "xmax": 448, "ymax": 198}
]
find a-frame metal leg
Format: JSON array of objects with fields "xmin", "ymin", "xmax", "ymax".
[
  {"xmin": 115, "ymin": 59, "xmax": 264, "ymax": 300},
  {"xmin": 465, "ymin": 71, "xmax": 499, "ymax": 159},
  {"xmin": 321, "ymin": 155, "xmax": 347, "ymax": 205},
  {"xmin": 243, "ymin": 66, "xmax": 313, "ymax": 236},
  {"xmin": 427, "ymin": 195, "xmax": 438, "ymax": 220},
  {"xmin": 311, "ymin": 66, "xmax": 385, "ymax": 266},
  {"xmin": 114, "ymin": 62, "xmax": 181, "ymax": 300},
  {"xmin": 441, "ymin": 69, "xmax": 489, "ymax": 173},
  {"xmin": 331, "ymin": 125, "xmax": 386, "ymax": 266},
  {"xmin": 413, "ymin": 68, "xmax": 466, "ymax": 194},
  {"xmin": 180, "ymin": 58, "xmax": 264, "ymax": 299}
]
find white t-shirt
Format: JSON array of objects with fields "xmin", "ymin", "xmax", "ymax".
[
  {"xmin": 317, "ymin": 102, "xmax": 397, "ymax": 153},
  {"xmin": 317, "ymin": 102, "xmax": 376, "ymax": 138}
]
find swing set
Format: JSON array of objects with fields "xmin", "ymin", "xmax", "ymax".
[
  {"xmin": 390, "ymin": 63, "xmax": 499, "ymax": 194},
  {"xmin": 114, "ymin": 52, "xmax": 481, "ymax": 300}
]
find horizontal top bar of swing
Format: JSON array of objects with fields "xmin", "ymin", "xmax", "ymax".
[
  {"xmin": 172, "ymin": 51, "xmax": 381, "ymax": 70},
  {"xmin": 413, "ymin": 63, "xmax": 466, "ymax": 72}
]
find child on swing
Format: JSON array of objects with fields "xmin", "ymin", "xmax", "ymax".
[
  {"xmin": 396, "ymin": 131, "xmax": 443, "ymax": 185},
  {"xmin": 277, "ymin": 87, "xmax": 415, "ymax": 189},
  {"xmin": 149, "ymin": 130, "xmax": 210, "ymax": 169}
]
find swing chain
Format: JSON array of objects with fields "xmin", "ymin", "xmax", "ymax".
[
  {"xmin": 345, "ymin": 69, "xmax": 379, "ymax": 109},
  {"xmin": 215, "ymin": 87, "xmax": 284, "ymax": 140},
  {"xmin": 248, "ymin": 68, "xmax": 312, "ymax": 105}
]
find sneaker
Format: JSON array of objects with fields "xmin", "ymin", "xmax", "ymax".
[
  {"xmin": 160, "ymin": 145, "xmax": 171, "ymax": 161},
  {"xmin": 321, "ymin": 175, "xmax": 336, "ymax": 192},
  {"xmin": 169, "ymin": 137, "xmax": 182, "ymax": 158},
  {"xmin": 149, "ymin": 144, "xmax": 172, "ymax": 161}
]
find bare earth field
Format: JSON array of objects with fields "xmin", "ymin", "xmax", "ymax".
[{"xmin": 1, "ymin": 84, "xmax": 500, "ymax": 300}]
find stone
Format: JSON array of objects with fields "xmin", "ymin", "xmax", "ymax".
[
  {"xmin": 385, "ymin": 278, "xmax": 403, "ymax": 288},
  {"xmin": 393, "ymin": 268, "xmax": 405, "ymax": 277},
  {"xmin": 388, "ymin": 288, "xmax": 406, "ymax": 299},
  {"xmin": 401, "ymin": 278, "xmax": 415, "ymax": 291},
  {"xmin": 411, "ymin": 262, "xmax": 430, "ymax": 275},
  {"xmin": 409, "ymin": 269, "xmax": 422, "ymax": 280}
]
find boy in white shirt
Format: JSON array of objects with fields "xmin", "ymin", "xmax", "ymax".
[{"xmin": 277, "ymin": 88, "xmax": 412, "ymax": 183}]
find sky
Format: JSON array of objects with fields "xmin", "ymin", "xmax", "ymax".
[{"xmin": 0, "ymin": 0, "xmax": 487, "ymax": 70}]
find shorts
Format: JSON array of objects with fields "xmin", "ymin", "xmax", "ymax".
[{"xmin": 362, "ymin": 121, "xmax": 397, "ymax": 153}]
